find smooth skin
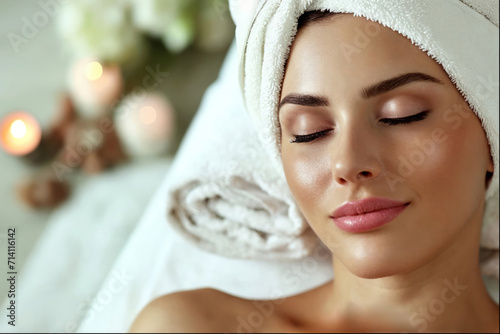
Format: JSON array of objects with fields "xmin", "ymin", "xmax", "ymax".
[{"xmin": 130, "ymin": 14, "xmax": 499, "ymax": 333}]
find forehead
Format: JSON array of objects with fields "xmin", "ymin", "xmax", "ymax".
[{"xmin": 282, "ymin": 14, "xmax": 448, "ymax": 97}]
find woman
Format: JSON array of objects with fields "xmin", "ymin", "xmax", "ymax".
[{"xmin": 130, "ymin": 1, "xmax": 499, "ymax": 332}]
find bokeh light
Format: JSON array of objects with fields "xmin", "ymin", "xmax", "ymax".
[
  {"xmin": 85, "ymin": 61, "xmax": 103, "ymax": 81},
  {"xmin": 10, "ymin": 119, "xmax": 27, "ymax": 139},
  {"xmin": 139, "ymin": 106, "xmax": 157, "ymax": 125}
]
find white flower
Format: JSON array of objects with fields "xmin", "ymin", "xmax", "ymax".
[
  {"xmin": 130, "ymin": 0, "xmax": 196, "ymax": 53},
  {"xmin": 162, "ymin": 11, "xmax": 196, "ymax": 53},
  {"xmin": 57, "ymin": 0, "xmax": 146, "ymax": 65},
  {"xmin": 130, "ymin": 0, "xmax": 181, "ymax": 35}
]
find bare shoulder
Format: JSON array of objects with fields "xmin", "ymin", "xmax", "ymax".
[
  {"xmin": 128, "ymin": 284, "xmax": 335, "ymax": 333},
  {"xmin": 128, "ymin": 288, "xmax": 252, "ymax": 333}
]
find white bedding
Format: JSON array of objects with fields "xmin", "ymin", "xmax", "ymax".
[
  {"xmin": 0, "ymin": 159, "xmax": 172, "ymax": 333},
  {"xmin": 76, "ymin": 41, "xmax": 334, "ymax": 333}
]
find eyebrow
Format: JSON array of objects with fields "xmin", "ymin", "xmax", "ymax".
[
  {"xmin": 278, "ymin": 93, "xmax": 329, "ymax": 110},
  {"xmin": 361, "ymin": 72, "xmax": 444, "ymax": 99},
  {"xmin": 279, "ymin": 72, "xmax": 444, "ymax": 111}
]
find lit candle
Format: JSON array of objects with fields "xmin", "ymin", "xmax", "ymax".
[
  {"xmin": 69, "ymin": 57, "xmax": 124, "ymax": 119},
  {"xmin": 115, "ymin": 93, "xmax": 175, "ymax": 158},
  {"xmin": 0, "ymin": 111, "xmax": 42, "ymax": 156}
]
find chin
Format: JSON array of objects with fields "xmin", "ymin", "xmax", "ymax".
[{"xmin": 333, "ymin": 238, "xmax": 424, "ymax": 279}]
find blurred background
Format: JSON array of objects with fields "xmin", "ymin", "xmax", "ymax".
[{"xmin": 0, "ymin": 0, "xmax": 233, "ymax": 322}]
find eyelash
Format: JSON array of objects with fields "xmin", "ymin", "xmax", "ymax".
[
  {"xmin": 290, "ymin": 129, "xmax": 332, "ymax": 143},
  {"xmin": 380, "ymin": 110, "xmax": 430, "ymax": 125},
  {"xmin": 290, "ymin": 110, "xmax": 430, "ymax": 144}
]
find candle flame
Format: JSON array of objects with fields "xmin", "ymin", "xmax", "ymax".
[
  {"xmin": 139, "ymin": 106, "xmax": 157, "ymax": 125},
  {"xmin": 0, "ymin": 111, "xmax": 41, "ymax": 156},
  {"xmin": 85, "ymin": 61, "xmax": 103, "ymax": 81},
  {"xmin": 10, "ymin": 119, "xmax": 27, "ymax": 139}
]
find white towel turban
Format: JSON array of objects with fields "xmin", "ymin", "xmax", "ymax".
[{"xmin": 233, "ymin": 0, "xmax": 499, "ymax": 277}]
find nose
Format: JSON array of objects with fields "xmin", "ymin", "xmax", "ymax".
[{"xmin": 331, "ymin": 124, "xmax": 382, "ymax": 186}]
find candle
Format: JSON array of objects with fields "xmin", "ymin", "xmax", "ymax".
[
  {"xmin": 115, "ymin": 93, "xmax": 175, "ymax": 158},
  {"xmin": 17, "ymin": 170, "xmax": 70, "ymax": 209},
  {"xmin": 69, "ymin": 57, "xmax": 124, "ymax": 119},
  {"xmin": 0, "ymin": 111, "xmax": 42, "ymax": 156}
]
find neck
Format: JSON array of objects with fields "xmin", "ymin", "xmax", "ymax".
[{"xmin": 324, "ymin": 214, "xmax": 498, "ymax": 332}]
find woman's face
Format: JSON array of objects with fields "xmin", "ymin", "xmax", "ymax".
[{"xmin": 279, "ymin": 14, "xmax": 493, "ymax": 278}]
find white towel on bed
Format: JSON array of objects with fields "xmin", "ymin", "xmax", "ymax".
[
  {"xmin": 76, "ymin": 42, "xmax": 334, "ymax": 332},
  {"xmin": 165, "ymin": 41, "xmax": 319, "ymax": 259}
]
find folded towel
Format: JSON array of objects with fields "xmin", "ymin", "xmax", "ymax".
[
  {"xmin": 236, "ymin": 0, "xmax": 499, "ymax": 278},
  {"xmin": 165, "ymin": 41, "xmax": 319, "ymax": 259}
]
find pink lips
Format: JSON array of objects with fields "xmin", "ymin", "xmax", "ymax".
[{"xmin": 331, "ymin": 197, "xmax": 409, "ymax": 233}]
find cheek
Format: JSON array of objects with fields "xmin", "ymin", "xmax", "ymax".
[
  {"xmin": 282, "ymin": 148, "xmax": 331, "ymax": 221},
  {"xmin": 442, "ymin": 124, "xmax": 486, "ymax": 199},
  {"xmin": 398, "ymin": 113, "xmax": 489, "ymax": 225}
]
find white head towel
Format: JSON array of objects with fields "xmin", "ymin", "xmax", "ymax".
[{"xmin": 235, "ymin": 0, "xmax": 499, "ymax": 278}]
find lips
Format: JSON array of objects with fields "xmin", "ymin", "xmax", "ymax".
[{"xmin": 331, "ymin": 197, "xmax": 409, "ymax": 233}]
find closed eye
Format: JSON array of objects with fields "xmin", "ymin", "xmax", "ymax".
[
  {"xmin": 290, "ymin": 111, "xmax": 429, "ymax": 143},
  {"xmin": 380, "ymin": 110, "xmax": 430, "ymax": 125},
  {"xmin": 290, "ymin": 129, "xmax": 332, "ymax": 143}
]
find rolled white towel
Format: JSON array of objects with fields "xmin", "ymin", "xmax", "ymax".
[{"xmin": 165, "ymin": 41, "xmax": 319, "ymax": 259}]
